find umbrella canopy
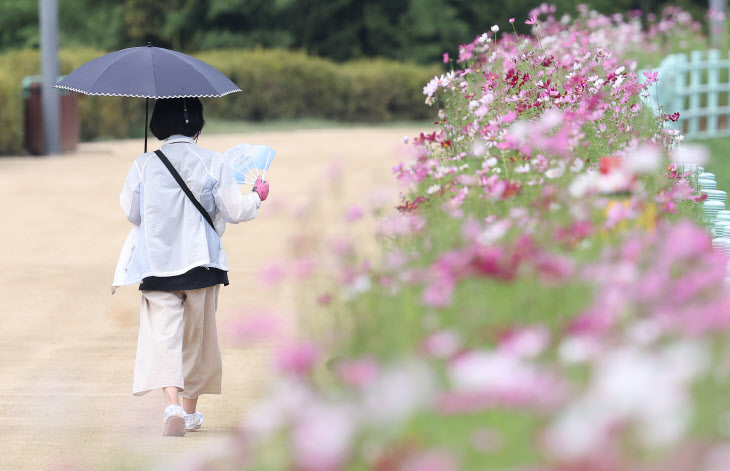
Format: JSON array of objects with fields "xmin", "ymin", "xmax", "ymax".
[
  {"xmin": 55, "ymin": 43, "xmax": 240, "ymax": 98},
  {"xmin": 55, "ymin": 43, "xmax": 241, "ymax": 152}
]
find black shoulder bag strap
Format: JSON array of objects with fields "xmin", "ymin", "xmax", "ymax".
[{"xmin": 154, "ymin": 149, "xmax": 216, "ymax": 231}]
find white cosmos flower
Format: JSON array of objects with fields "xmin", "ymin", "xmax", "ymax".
[
  {"xmin": 623, "ymin": 145, "xmax": 662, "ymax": 174},
  {"xmin": 426, "ymin": 184, "xmax": 441, "ymax": 194},
  {"xmin": 475, "ymin": 105, "xmax": 489, "ymax": 117},
  {"xmin": 568, "ymin": 173, "xmax": 594, "ymax": 198},
  {"xmin": 361, "ymin": 360, "xmax": 436, "ymax": 426},
  {"xmin": 545, "ymin": 162, "xmax": 566, "ymax": 179},
  {"xmin": 491, "ymin": 25, "xmax": 499, "ymax": 32},
  {"xmin": 570, "ymin": 158, "xmax": 584, "ymax": 172},
  {"xmin": 672, "ymin": 144, "xmax": 709, "ymax": 166},
  {"xmin": 471, "ymin": 140, "xmax": 487, "ymax": 156}
]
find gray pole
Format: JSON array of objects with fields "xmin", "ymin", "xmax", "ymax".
[
  {"xmin": 710, "ymin": 0, "xmax": 727, "ymax": 48},
  {"xmin": 39, "ymin": 0, "xmax": 61, "ymax": 154}
]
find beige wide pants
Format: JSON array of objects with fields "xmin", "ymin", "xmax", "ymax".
[{"xmin": 133, "ymin": 286, "xmax": 222, "ymax": 399}]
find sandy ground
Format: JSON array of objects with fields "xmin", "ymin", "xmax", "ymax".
[{"xmin": 0, "ymin": 127, "xmax": 422, "ymax": 470}]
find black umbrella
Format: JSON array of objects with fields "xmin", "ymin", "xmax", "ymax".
[{"xmin": 55, "ymin": 43, "xmax": 241, "ymax": 152}]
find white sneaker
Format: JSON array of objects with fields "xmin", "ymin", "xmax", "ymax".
[
  {"xmin": 184, "ymin": 410, "xmax": 203, "ymax": 431},
  {"xmin": 162, "ymin": 405, "xmax": 186, "ymax": 437}
]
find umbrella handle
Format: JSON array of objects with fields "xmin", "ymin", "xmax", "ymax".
[{"xmin": 144, "ymin": 98, "xmax": 149, "ymax": 153}]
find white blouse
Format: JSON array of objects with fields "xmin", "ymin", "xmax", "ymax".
[{"xmin": 112, "ymin": 135, "xmax": 261, "ymax": 292}]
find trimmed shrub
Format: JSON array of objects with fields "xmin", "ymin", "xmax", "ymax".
[
  {"xmin": 0, "ymin": 47, "xmax": 441, "ymax": 155},
  {"xmin": 60, "ymin": 47, "xmax": 148, "ymax": 141},
  {"xmin": 199, "ymin": 50, "xmax": 440, "ymax": 122},
  {"xmin": 0, "ymin": 49, "xmax": 40, "ymax": 155},
  {"xmin": 0, "ymin": 70, "xmax": 24, "ymax": 154}
]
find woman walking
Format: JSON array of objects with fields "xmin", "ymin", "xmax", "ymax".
[{"xmin": 112, "ymin": 97, "xmax": 269, "ymax": 436}]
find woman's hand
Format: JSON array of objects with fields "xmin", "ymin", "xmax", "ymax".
[{"xmin": 252, "ymin": 177, "xmax": 269, "ymax": 201}]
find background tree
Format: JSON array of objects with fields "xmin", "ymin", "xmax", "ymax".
[
  {"xmin": 0, "ymin": 0, "xmax": 41, "ymax": 50},
  {"xmin": 0, "ymin": 0, "xmax": 718, "ymax": 63},
  {"xmin": 189, "ymin": 0, "xmax": 294, "ymax": 50},
  {"xmin": 123, "ymin": 0, "xmax": 205, "ymax": 51}
]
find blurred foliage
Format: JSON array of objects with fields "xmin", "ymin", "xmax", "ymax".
[
  {"xmin": 0, "ymin": 70, "xmax": 23, "ymax": 154},
  {"xmin": 0, "ymin": 0, "xmax": 716, "ymax": 64},
  {"xmin": 0, "ymin": 47, "xmax": 440, "ymax": 155}
]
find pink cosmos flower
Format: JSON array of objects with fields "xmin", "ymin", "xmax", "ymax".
[
  {"xmin": 501, "ymin": 111, "xmax": 517, "ymax": 123},
  {"xmin": 442, "ymin": 350, "xmax": 566, "ymax": 411},
  {"xmin": 259, "ymin": 260, "xmax": 286, "ymax": 286},
  {"xmin": 442, "ymin": 52, "xmax": 450, "ymax": 64},
  {"xmin": 704, "ymin": 445, "xmax": 730, "ymax": 471},
  {"xmin": 568, "ymin": 307, "xmax": 616, "ymax": 338},
  {"xmin": 423, "ymin": 329, "xmax": 462, "ymax": 358},
  {"xmin": 345, "ymin": 204, "xmax": 364, "ymax": 222},
  {"xmin": 605, "ymin": 201, "xmax": 637, "ymax": 229},
  {"xmin": 291, "ymin": 402, "xmax": 356, "ymax": 471},
  {"xmin": 317, "ymin": 293, "xmax": 333, "ymax": 306},
  {"xmin": 335, "ymin": 357, "xmax": 379, "ymax": 387},
  {"xmin": 329, "ymin": 236, "xmax": 355, "ymax": 258},
  {"xmin": 659, "ymin": 219, "xmax": 712, "ymax": 261},
  {"xmin": 291, "ymin": 256, "xmax": 315, "ymax": 279},
  {"xmin": 422, "ymin": 276, "xmax": 456, "ymax": 308},
  {"xmin": 324, "ymin": 160, "xmax": 343, "ymax": 183},
  {"xmin": 498, "ymin": 327, "xmax": 550, "ymax": 358},
  {"xmin": 400, "ymin": 450, "xmax": 459, "ymax": 471},
  {"xmin": 384, "ymin": 249, "xmax": 408, "ymax": 271},
  {"xmin": 377, "ymin": 214, "xmax": 427, "ymax": 237},
  {"xmin": 226, "ymin": 310, "xmax": 284, "ymax": 343},
  {"xmin": 275, "ymin": 341, "xmax": 318, "ymax": 376},
  {"xmin": 642, "ymin": 70, "xmax": 659, "ymax": 84}
]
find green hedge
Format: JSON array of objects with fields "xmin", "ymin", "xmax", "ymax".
[
  {"xmin": 0, "ymin": 70, "xmax": 23, "ymax": 154},
  {"xmin": 0, "ymin": 48, "xmax": 441, "ymax": 155}
]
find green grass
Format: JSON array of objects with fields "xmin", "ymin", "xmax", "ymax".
[{"xmin": 688, "ymin": 136, "xmax": 730, "ymax": 190}]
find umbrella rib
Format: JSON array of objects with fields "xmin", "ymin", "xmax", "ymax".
[
  {"xmin": 85, "ymin": 48, "xmax": 138, "ymax": 95},
  {"xmin": 157, "ymin": 48, "xmax": 240, "ymax": 95},
  {"xmin": 150, "ymin": 45, "xmax": 159, "ymax": 98},
  {"xmin": 159, "ymin": 48, "xmax": 212, "ymax": 94}
]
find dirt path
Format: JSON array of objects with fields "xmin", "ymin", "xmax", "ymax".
[{"xmin": 0, "ymin": 127, "xmax": 423, "ymax": 470}]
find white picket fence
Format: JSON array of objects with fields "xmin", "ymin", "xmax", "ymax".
[{"xmin": 640, "ymin": 49, "xmax": 730, "ymax": 139}]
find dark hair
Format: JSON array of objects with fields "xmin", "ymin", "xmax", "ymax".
[{"xmin": 149, "ymin": 97, "xmax": 205, "ymax": 140}]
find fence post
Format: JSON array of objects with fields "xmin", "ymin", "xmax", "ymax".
[
  {"xmin": 707, "ymin": 49, "xmax": 720, "ymax": 137},
  {"xmin": 657, "ymin": 54, "xmax": 673, "ymax": 114},
  {"xmin": 689, "ymin": 50, "xmax": 703, "ymax": 136},
  {"xmin": 673, "ymin": 54, "xmax": 688, "ymax": 135}
]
